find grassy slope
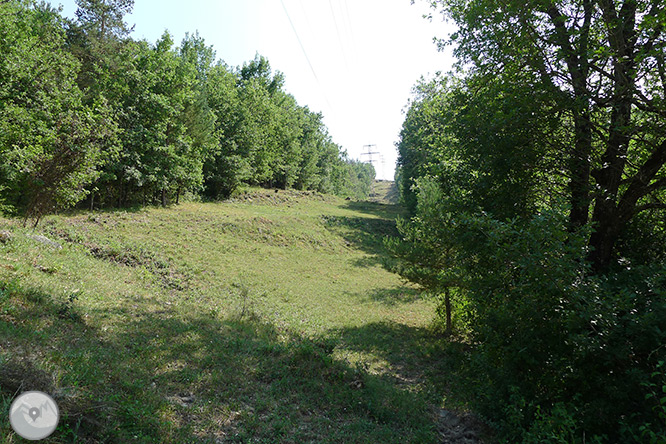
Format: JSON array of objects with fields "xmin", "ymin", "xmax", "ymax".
[
  {"xmin": 0, "ymin": 189, "xmax": 458, "ymax": 443},
  {"xmin": 368, "ymin": 181, "xmax": 400, "ymax": 205}
]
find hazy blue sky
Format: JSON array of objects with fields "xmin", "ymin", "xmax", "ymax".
[{"xmin": 54, "ymin": 0, "xmax": 456, "ymax": 180}]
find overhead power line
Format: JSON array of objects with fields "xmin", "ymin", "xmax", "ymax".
[
  {"xmin": 328, "ymin": 0, "xmax": 349, "ymax": 69},
  {"xmin": 342, "ymin": 0, "xmax": 359, "ymax": 63},
  {"xmin": 279, "ymin": 0, "xmax": 333, "ymax": 110},
  {"xmin": 297, "ymin": 0, "xmax": 315, "ymax": 39}
]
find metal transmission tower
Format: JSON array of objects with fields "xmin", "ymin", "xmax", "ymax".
[
  {"xmin": 361, "ymin": 144, "xmax": 379, "ymax": 163},
  {"xmin": 361, "ymin": 144, "xmax": 381, "ymax": 179},
  {"xmin": 379, "ymin": 153, "xmax": 386, "ymax": 180}
]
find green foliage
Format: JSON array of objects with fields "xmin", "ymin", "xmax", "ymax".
[
  {"xmin": 391, "ymin": 1, "xmax": 666, "ymax": 441},
  {"xmin": 637, "ymin": 361, "xmax": 666, "ymax": 444},
  {"xmin": 391, "ymin": 177, "xmax": 666, "ymax": 440},
  {"xmin": 385, "ymin": 176, "xmax": 460, "ymax": 333},
  {"xmin": 436, "ymin": 0, "xmax": 666, "ymax": 271},
  {"xmin": 0, "ymin": 0, "xmax": 117, "ymax": 224},
  {"xmin": 201, "ymin": 62, "xmax": 247, "ymax": 199},
  {"xmin": 198, "ymin": 53, "xmax": 374, "ymax": 199},
  {"xmin": 0, "ymin": 1, "xmax": 370, "ymax": 216},
  {"xmin": 397, "ymin": 73, "xmax": 560, "ymax": 219},
  {"xmin": 446, "ymin": 211, "xmax": 666, "ymax": 441},
  {"xmin": 329, "ymin": 157, "xmax": 375, "ymax": 199},
  {"xmin": 396, "ymin": 77, "xmax": 452, "ymax": 212},
  {"xmin": 75, "ymin": 0, "xmax": 134, "ymax": 39},
  {"xmin": 102, "ymin": 32, "xmax": 207, "ymax": 206},
  {"xmin": 395, "ymin": 132, "xmax": 666, "ymax": 440}
]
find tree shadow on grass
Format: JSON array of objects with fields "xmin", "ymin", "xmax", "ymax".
[
  {"xmin": 328, "ymin": 321, "xmax": 470, "ymax": 411},
  {"xmin": 349, "ymin": 285, "xmax": 427, "ymax": 307},
  {"xmin": 323, "ymin": 214, "xmax": 399, "ymax": 269},
  {"xmin": 40, "ymin": 203, "xmax": 150, "ymax": 224},
  {"xmin": 319, "ymin": 200, "xmax": 407, "ymax": 270},
  {"xmin": 340, "ymin": 200, "xmax": 405, "ymax": 221},
  {"xmin": 0, "ymin": 281, "xmax": 441, "ymax": 443}
]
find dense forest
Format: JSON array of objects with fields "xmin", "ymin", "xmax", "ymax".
[
  {"xmin": 0, "ymin": 0, "xmax": 374, "ymax": 225},
  {"xmin": 390, "ymin": 0, "xmax": 666, "ymax": 442}
]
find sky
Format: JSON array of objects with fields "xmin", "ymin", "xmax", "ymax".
[{"xmin": 55, "ymin": 0, "xmax": 456, "ymax": 180}]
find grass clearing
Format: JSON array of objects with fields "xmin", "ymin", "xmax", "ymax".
[{"xmin": 0, "ymin": 188, "xmax": 467, "ymax": 443}]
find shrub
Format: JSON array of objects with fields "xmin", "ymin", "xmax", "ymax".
[{"xmin": 453, "ymin": 211, "xmax": 666, "ymax": 442}]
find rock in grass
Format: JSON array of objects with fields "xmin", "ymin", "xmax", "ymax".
[
  {"xmin": 27, "ymin": 234, "xmax": 62, "ymax": 250},
  {"xmin": 0, "ymin": 230, "xmax": 12, "ymax": 243},
  {"xmin": 167, "ymin": 393, "xmax": 196, "ymax": 408}
]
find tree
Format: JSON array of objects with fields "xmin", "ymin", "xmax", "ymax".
[
  {"xmin": 96, "ymin": 32, "xmax": 204, "ymax": 206},
  {"xmin": 178, "ymin": 32, "xmax": 219, "ymax": 203},
  {"xmin": 74, "ymin": 0, "xmax": 133, "ymax": 39},
  {"xmin": 67, "ymin": 0, "xmax": 134, "ymax": 101},
  {"xmin": 386, "ymin": 176, "xmax": 460, "ymax": 334},
  {"xmin": 0, "ymin": 0, "xmax": 115, "ymax": 223},
  {"xmin": 202, "ymin": 62, "xmax": 246, "ymax": 198},
  {"xmin": 396, "ymin": 77, "xmax": 452, "ymax": 212},
  {"xmin": 391, "ymin": 1, "xmax": 666, "ymax": 440},
  {"xmin": 1, "ymin": 2, "xmax": 372, "ymax": 211},
  {"xmin": 295, "ymin": 109, "xmax": 328, "ymax": 190},
  {"xmin": 434, "ymin": 0, "xmax": 666, "ymax": 272}
]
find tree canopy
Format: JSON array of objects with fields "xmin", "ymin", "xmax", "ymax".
[
  {"xmin": 391, "ymin": 0, "xmax": 666, "ymax": 441},
  {"xmin": 0, "ymin": 0, "xmax": 374, "ymax": 219}
]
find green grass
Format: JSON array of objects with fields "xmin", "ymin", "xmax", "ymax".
[
  {"xmin": 368, "ymin": 180, "xmax": 400, "ymax": 205},
  {"xmin": 0, "ymin": 188, "xmax": 461, "ymax": 443}
]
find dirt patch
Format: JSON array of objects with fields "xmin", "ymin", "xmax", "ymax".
[
  {"xmin": 85, "ymin": 243, "xmax": 190, "ymax": 291},
  {"xmin": 437, "ymin": 408, "xmax": 491, "ymax": 443},
  {"xmin": 226, "ymin": 189, "xmax": 329, "ymax": 205},
  {"xmin": 42, "ymin": 224, "xmax": 190, "ymax": 291},
  {"xmin": 0, "ymin": 356, "xmax": 53, "ymax": 395}
]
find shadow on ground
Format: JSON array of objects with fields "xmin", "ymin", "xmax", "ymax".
[
  {"xmin": 328, "ymin": 321, "xmax": 471, "ymax": 413},
  {"xmin": 328, "ymin": 320, "xmax": 493, "ymax": 443},
  {"xmin": 323, "ymin": 201, "xmax": 403, "ymax": 270},
  {"xmin": 348, "ymin": 286, "xmax": 426, "ymax": 307},
  {"xmin": 341, "ymin": 200, "xmax": 405, "ymax": 221},
  {"xmin": 0, "ymin": 280, "xmax": 441, "ymax": 443}
]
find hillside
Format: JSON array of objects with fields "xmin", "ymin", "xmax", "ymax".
[
  {"xmin": 0, "ymin": 190, "xmax": 484, "ymax": 443},
  {"xmin": 368, "ymin": 181, "xmax": 400, "ymax": 205}
]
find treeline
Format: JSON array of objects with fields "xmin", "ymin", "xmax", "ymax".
[
  {"xmin": 0, "ymin": 0, "xmax": 374, "ymax": 223},
  {"xmin": 390, "ymin": 0, "xmax": 666, "ymax": 443}
]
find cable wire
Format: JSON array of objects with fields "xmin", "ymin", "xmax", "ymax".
[
  {"xmin": 279, "ymin": 0, "xmax": 333, "ymax": 110},
  {"xmin": 328, "ymin": 0, "xmax": 349, "ymax": 69},
  {"xmin": 341, "ymin": 0, "xmax": 359, "ymax": 66}
]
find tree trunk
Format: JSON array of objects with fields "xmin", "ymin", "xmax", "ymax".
[
  {"xmin": 545, "ymin": 3, "xmax": 593, "ymax": 231},
  {"xmin": 444, "ymin": 288, "xmax": 452, "ymax": 335},
  {"xmin": 588, "ymin": 217, "xmax": 622, "ymax": 272},
  {"xmin": 589, "ymin": 140, "xmax": 666, "ymax": 271},
  {"xmin": 587, "ymin": 0, "xmax": 637, "ymax": 272},
  {"xmin": 161, "ymin": 188, "xmax": 167, "ymax": 207},
  {"xmin": 569, "ymin": 113, "xmax": 592, "ymax": 231}
]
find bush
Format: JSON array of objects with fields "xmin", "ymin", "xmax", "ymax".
[{"xmin": 452, "ymin": 211, "xmax": 666, "ymax": 442}]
